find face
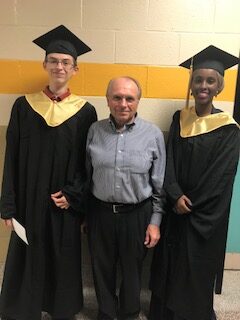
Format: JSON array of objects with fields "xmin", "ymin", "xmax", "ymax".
[
  {"xmin": 191, "ymin": 69, "xmax": 220, "ymax": 107},
  {"xmin": 43, "ymin": 53, "xmax": 78, "ymax": 86},
  {"xmin": 107, "ymin": 78, "xmax": 140, "ymax": 127}
]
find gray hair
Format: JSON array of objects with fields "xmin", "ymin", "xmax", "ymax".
[{"xmin": 106, "ymin": 76, "xmax": 142, "ymax": 99}]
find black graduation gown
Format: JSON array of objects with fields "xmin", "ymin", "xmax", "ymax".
[
  {"xmin": 0, "ymin": 96, "xmax": 97, "ymax": 320},
  {"xmin": 150, "ymin": 109, "xmax": 240, "ymax": 320}
]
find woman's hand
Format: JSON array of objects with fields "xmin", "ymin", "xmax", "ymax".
[{"xmin": 175, "ymin": 195, "xmax": 192, "ymax": 214}]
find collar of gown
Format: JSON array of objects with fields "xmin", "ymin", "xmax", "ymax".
[
  {"xmin": 25, "ymin": 91, "xmax": 86, "ymax": 127},
  {"xmin": 180, "ymin": 106, "xmax": 239, "ymax": 137}
]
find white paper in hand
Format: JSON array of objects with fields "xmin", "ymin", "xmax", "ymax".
[{"xmin": 12, "ymin": 218, "xmax": 29, "ymax": 245}]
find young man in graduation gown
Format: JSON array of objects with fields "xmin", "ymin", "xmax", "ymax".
[
  {"xmin": 149, "ymin": 46, "xmax": 240, "ymax": 320},
  {"xmin": 0, "ymin": 25, "xmax": 97, "ymax": 320}
]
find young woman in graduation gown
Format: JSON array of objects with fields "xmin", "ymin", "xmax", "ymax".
[{"xmin": 149, "ymin": 46, "xmax": 240, "ymax": 320}]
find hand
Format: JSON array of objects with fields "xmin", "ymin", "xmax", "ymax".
[
  {"xmin": 81, "ymin": 221, "xmax": 88, "ymax": 234},
  {"xmin": 144, "ymin": 224, "xmax": 160, "ymax": 248},
  {"xmin": 175, "ymin": 195, "xmax": 192, "ymax": 214},
  {"xmin": 4, "ymin": 219, "xmax": 13, "ymax": 230},
  {"xmin": 51, "ymin": 191, "xmax": 70, "ymax": 210}
]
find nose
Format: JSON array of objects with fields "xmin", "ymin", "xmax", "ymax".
[
  {"xmin": 120, "ymin": 97, "xmax": 128, "ymax": 107},
  {"xmin": 199, "ymin": 80, "xmax": 207, "ymax": 89},
  {"xmin": 56, "ymin": 61, "xmax": 64, "ymax": 68}
]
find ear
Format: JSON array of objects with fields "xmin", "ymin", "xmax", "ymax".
[
  {"xmin": 43, "ymin": 61, "xmax": 47, "ymax": 70},
  {"xmin": 106, "ymin": 96, "xmax": 111, "ymax": 107},
  {"xmin": 71, "ymin": 65, "xmax": 79, "ymax": 76}
]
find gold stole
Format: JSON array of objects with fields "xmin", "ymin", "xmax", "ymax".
[
  {"xmin": 25, "ymin": 92, "xmax": 86, "ymax": 127},
  {"xmin": 180, "ymin": 106, "xmax": 238, "ymax": 138}
]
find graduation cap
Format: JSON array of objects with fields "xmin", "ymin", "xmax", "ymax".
[
  {"xmin": 180, "ymin": 45, "xmax": 239, "ymax": 76},
  {"xmin": 33, "ymin": 25, "xmax": 91, "ymax": 60}
]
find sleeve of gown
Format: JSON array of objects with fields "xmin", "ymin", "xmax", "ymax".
[
  {"xmin": 190, "ymin": 125, "xmax": 240, "ymax": 239},
  {"xmin": 62, "ymin": 104, "xmax": 97, "ymax": 212},
  {"xmin": 163, "ymin": 111, "xmax": 184, "ymax": 204},
  {"xmin": 0, "ymin": 101, "xmax": 20, "ymax": 219},
  {"xmin": 84, "ymin": 125, "xmax": 94, "ymax": 208}
]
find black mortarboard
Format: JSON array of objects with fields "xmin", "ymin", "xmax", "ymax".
[
  {"xmin": 33, "ymin": 25, "xmax": 91, "ymax": 60},
  {"xmin": 180, "ymin": 45, "xmax": 239, "ymax": 76}
]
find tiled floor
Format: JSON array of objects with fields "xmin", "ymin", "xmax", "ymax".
[
  {"xmin": 1, "ymin": 262, "xmax": 240, "ymax": 319},
  {"xmin": 214, "ymin": 270, "xmax": 240, "ymax": 320},
  {"xmin": 1, "ymin": 236, "xmax": 240, "ymax": 320}
]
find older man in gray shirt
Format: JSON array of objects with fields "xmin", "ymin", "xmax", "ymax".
[{"xmin": 86, "ymin": 76, "xmax": 166, "ymax": 320}]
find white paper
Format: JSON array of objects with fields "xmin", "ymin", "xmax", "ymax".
[{"xmin": 12, "ymin": 218, "xmax": 29, "ymax": 245}]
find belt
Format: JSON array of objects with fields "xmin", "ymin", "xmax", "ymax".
[{"xmin": 94, "ymin": 196, "xmax": 151, "ymax": 214}]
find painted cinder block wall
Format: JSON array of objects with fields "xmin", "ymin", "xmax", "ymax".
[{"xmin": 0, "ymin": 0, "xmax": 240, "ymax": 268}]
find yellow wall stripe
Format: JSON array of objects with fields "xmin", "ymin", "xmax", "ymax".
[{"xmin": 0, "ymin": 60, "xmax": 238, "ymax": 101}]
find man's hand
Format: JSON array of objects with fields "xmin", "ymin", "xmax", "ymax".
[
  {"xmin": 144, "ymin": 224, "xmax": 160, "ymax": 248},
  {"xmin": 51, "ymin": 191, "xmax": 70, "ymax": 210},
  {"xmin": 175, "ymin": 195, "xmax": 192, "ymax": 214}
]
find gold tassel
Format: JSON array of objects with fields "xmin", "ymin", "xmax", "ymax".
[{"xmin": 185, "ymin": 56, "xmax": 193, "ymax": 109}]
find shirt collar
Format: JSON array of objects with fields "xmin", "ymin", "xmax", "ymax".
[
  {"xmin": 43, "ymin": 86, "xmax": 71, "ymax": 102},
  {"xmin": 109, "ymin": 113, "xmax": 138, "ymax": 132}
]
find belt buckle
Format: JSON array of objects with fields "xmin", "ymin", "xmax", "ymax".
[{"xmin": 113, "ymin": 204, "xmax": 122, "ymax": 213}]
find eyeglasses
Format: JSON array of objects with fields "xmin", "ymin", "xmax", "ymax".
[{"xmin": 46, "ymin": 58, "xmax": 75, "ymax": 69}]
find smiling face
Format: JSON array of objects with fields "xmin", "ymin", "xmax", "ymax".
[
  {"xmin": 191, "ymin": 68, "xmax": 222, "ymax": 108},
  {"xmin": 43, "ymin": 53, "xmax": 78, "ymax": 89},
  {"xmin": 106, "ymin": 77, "xmax": 140, "ymax": 128}
]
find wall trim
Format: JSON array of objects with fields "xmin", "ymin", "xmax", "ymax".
[{"xmin": 225, "ymin": 253, "xmax": 240, "ymax": 270}]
